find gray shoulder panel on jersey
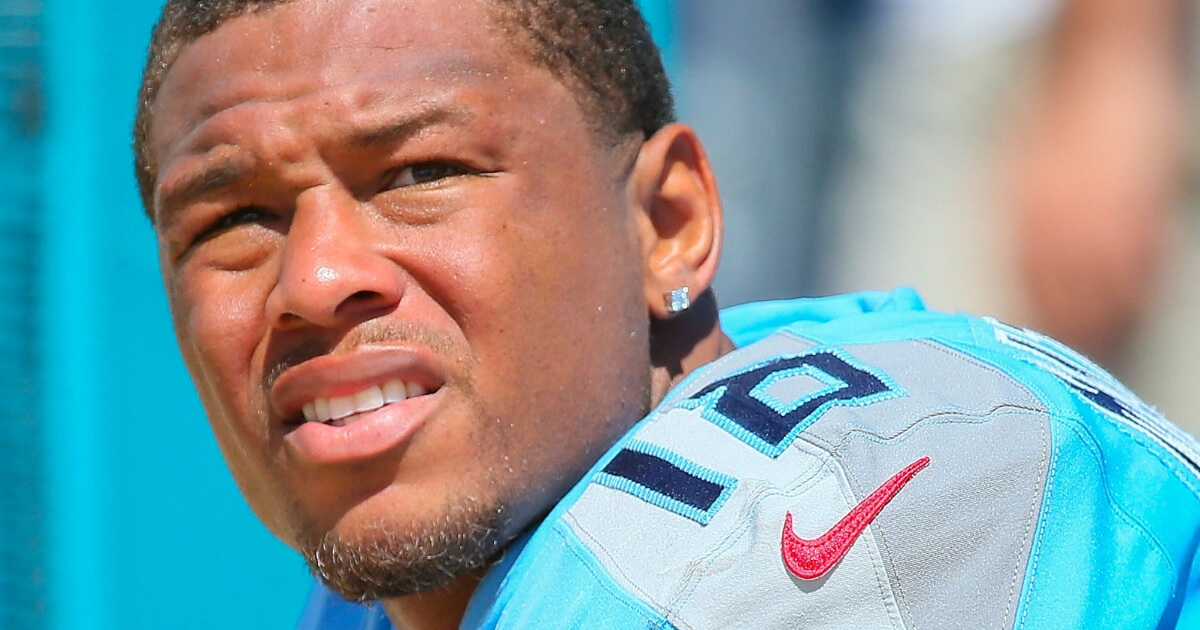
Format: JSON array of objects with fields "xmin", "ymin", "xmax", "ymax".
[{"xmin": 562, "ymin": 331, "xmax": 1050, "ymax": 630}]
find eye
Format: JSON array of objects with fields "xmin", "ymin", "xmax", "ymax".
[
  {"xmin": 193, "ymin": 205, "xmax": 276, "ymax": 245},
  {"xmin": 384, "ymin": 162, "xmax": 470, "ymax": 189}
]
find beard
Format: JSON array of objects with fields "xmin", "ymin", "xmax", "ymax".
[
  {"xmin": 280, "ymin": 325, "xmax": 515, "ymax": 602},
  {"xmin": 299, "ymin": 494, "xmax": 509, "ymax": 602}
]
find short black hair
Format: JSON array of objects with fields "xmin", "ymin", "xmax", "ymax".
[{"xmin": 131, "ymin": 0, "xmax": 675, "ymax": 216}]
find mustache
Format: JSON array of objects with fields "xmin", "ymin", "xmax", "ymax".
[{"xmin": 262, "ymin": 322, "xmax": 468, "ymax": 393}]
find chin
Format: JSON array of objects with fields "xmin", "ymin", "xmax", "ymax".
[{"xmin": 295, "ymin": 481, "xmax": 510, "ymax": 602}]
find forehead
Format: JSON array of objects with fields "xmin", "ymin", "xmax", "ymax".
[{"xmin": 150, "ymin": 0, "xmax": 537, "ymax": 167}]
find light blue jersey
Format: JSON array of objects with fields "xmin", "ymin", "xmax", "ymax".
[{"xmin": 299, "ymin": 289, "xmax": 1200, "ymax": 629}]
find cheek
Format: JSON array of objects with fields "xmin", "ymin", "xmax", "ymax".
[
  {"xmin": 421, "ymin": 189, "xmax": 646, "ymax": 422},
  {"xmin": 172, "ymin": 270, "xmax": 269, "ymax": 406},
  {"xmin": 463, "ymin": 218, "xmax": 649, "ymax": 527},
  {"xmin": 169, "ymin": 270, "xmax": 288, "ymax": 521}
]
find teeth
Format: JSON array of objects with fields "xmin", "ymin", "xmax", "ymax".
[
  {"xmin": 302, "ymin": 379, "xmax": 427, "ymax": 424},
  {"xmin": 383, "ymin": 380, "xmax": 408, "ymax": 404},
  {"xmin": 328, "ymin": 395, "xmax": 356, "ymax": 420},
  {"xmin": 354, "ymin": 386, "xmax": 385, "ymax": 413}
]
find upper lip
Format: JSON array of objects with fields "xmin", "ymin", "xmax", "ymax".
[{"xmin": 269, "ymin": 345, "xmax": 447, "ymax": 425}]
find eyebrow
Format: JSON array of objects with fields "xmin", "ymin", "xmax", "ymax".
[
  {"xmin": 342, "ymin": 105, "xmax": 468, "ymax": 148},
  {"xmin": 155, "ymin": 103, "xmax": 471, "ymax": 225},
  {"xmin": 155, "ymin": 154, "xmax": 254, "ymax": 227}
]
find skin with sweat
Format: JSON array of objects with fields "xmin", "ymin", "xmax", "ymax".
[{"xmin": 149, "ymin": 0, "xmax": 729, "ymax": 626}]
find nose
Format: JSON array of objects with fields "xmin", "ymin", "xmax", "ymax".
[{"xmin": 265, "ymin": 189, "xmax": 405, "ymax": 331}]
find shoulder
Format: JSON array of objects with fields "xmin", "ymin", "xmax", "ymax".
[{"xmin": 480, "ymin": 297, "xmax": 1200, "ymax": 629}]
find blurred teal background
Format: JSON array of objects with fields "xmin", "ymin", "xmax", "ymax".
[{"xmin": 0, "ymin": 1, "xmax": 675, "ymax": 628}]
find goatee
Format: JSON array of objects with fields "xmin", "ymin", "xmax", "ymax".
[{"xmin": 301, "ymin": 497, "xmax": 507, "ymax": 602}]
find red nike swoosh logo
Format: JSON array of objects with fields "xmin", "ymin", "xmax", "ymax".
[{"xmin": 782, "ymin": 456, "xmax": 930, "ymax": 580}]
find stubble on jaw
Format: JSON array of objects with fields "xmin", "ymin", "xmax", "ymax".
[
  {"xmin": 298, "ymin": 492, "xmax": 509, "ymax": 601},
  {"xmin": 289, "ymin": 366, "xmax": 515, "ymax": 602}
]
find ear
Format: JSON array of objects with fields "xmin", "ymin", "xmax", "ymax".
[{"xmin": 628, "ymin": 123, "xmax": 724, "ymax": 320}]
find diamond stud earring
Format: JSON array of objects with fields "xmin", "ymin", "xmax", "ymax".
[{"xmin": 664, "ymin": 287, "xmax": 691, "ymax": 315}]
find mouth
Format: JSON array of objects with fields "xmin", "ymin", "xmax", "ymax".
[
  {"xmin": 270, "ymin": 344, "xmax": 449, "ymax": 431},
  {"xmin": 271, "ymin": 347, "xmax": 449, "ymax": 465},
  {"xmin": 301, "ymin": 379, "xmax": 431, "ymax": 427}
]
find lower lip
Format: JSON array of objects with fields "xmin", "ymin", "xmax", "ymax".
[{"xmin": 283, "ymin": 391, "xmax": 441, "ymax": 465}]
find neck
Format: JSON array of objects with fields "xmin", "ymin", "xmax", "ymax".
[{"xmin": 381, "ymin": 570, "xmax": 483, "ymax": 630}]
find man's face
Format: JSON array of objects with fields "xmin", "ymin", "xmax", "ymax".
[{"xmin": 150, "ymin": 0, "xmax": 654, "ymax": 597}]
